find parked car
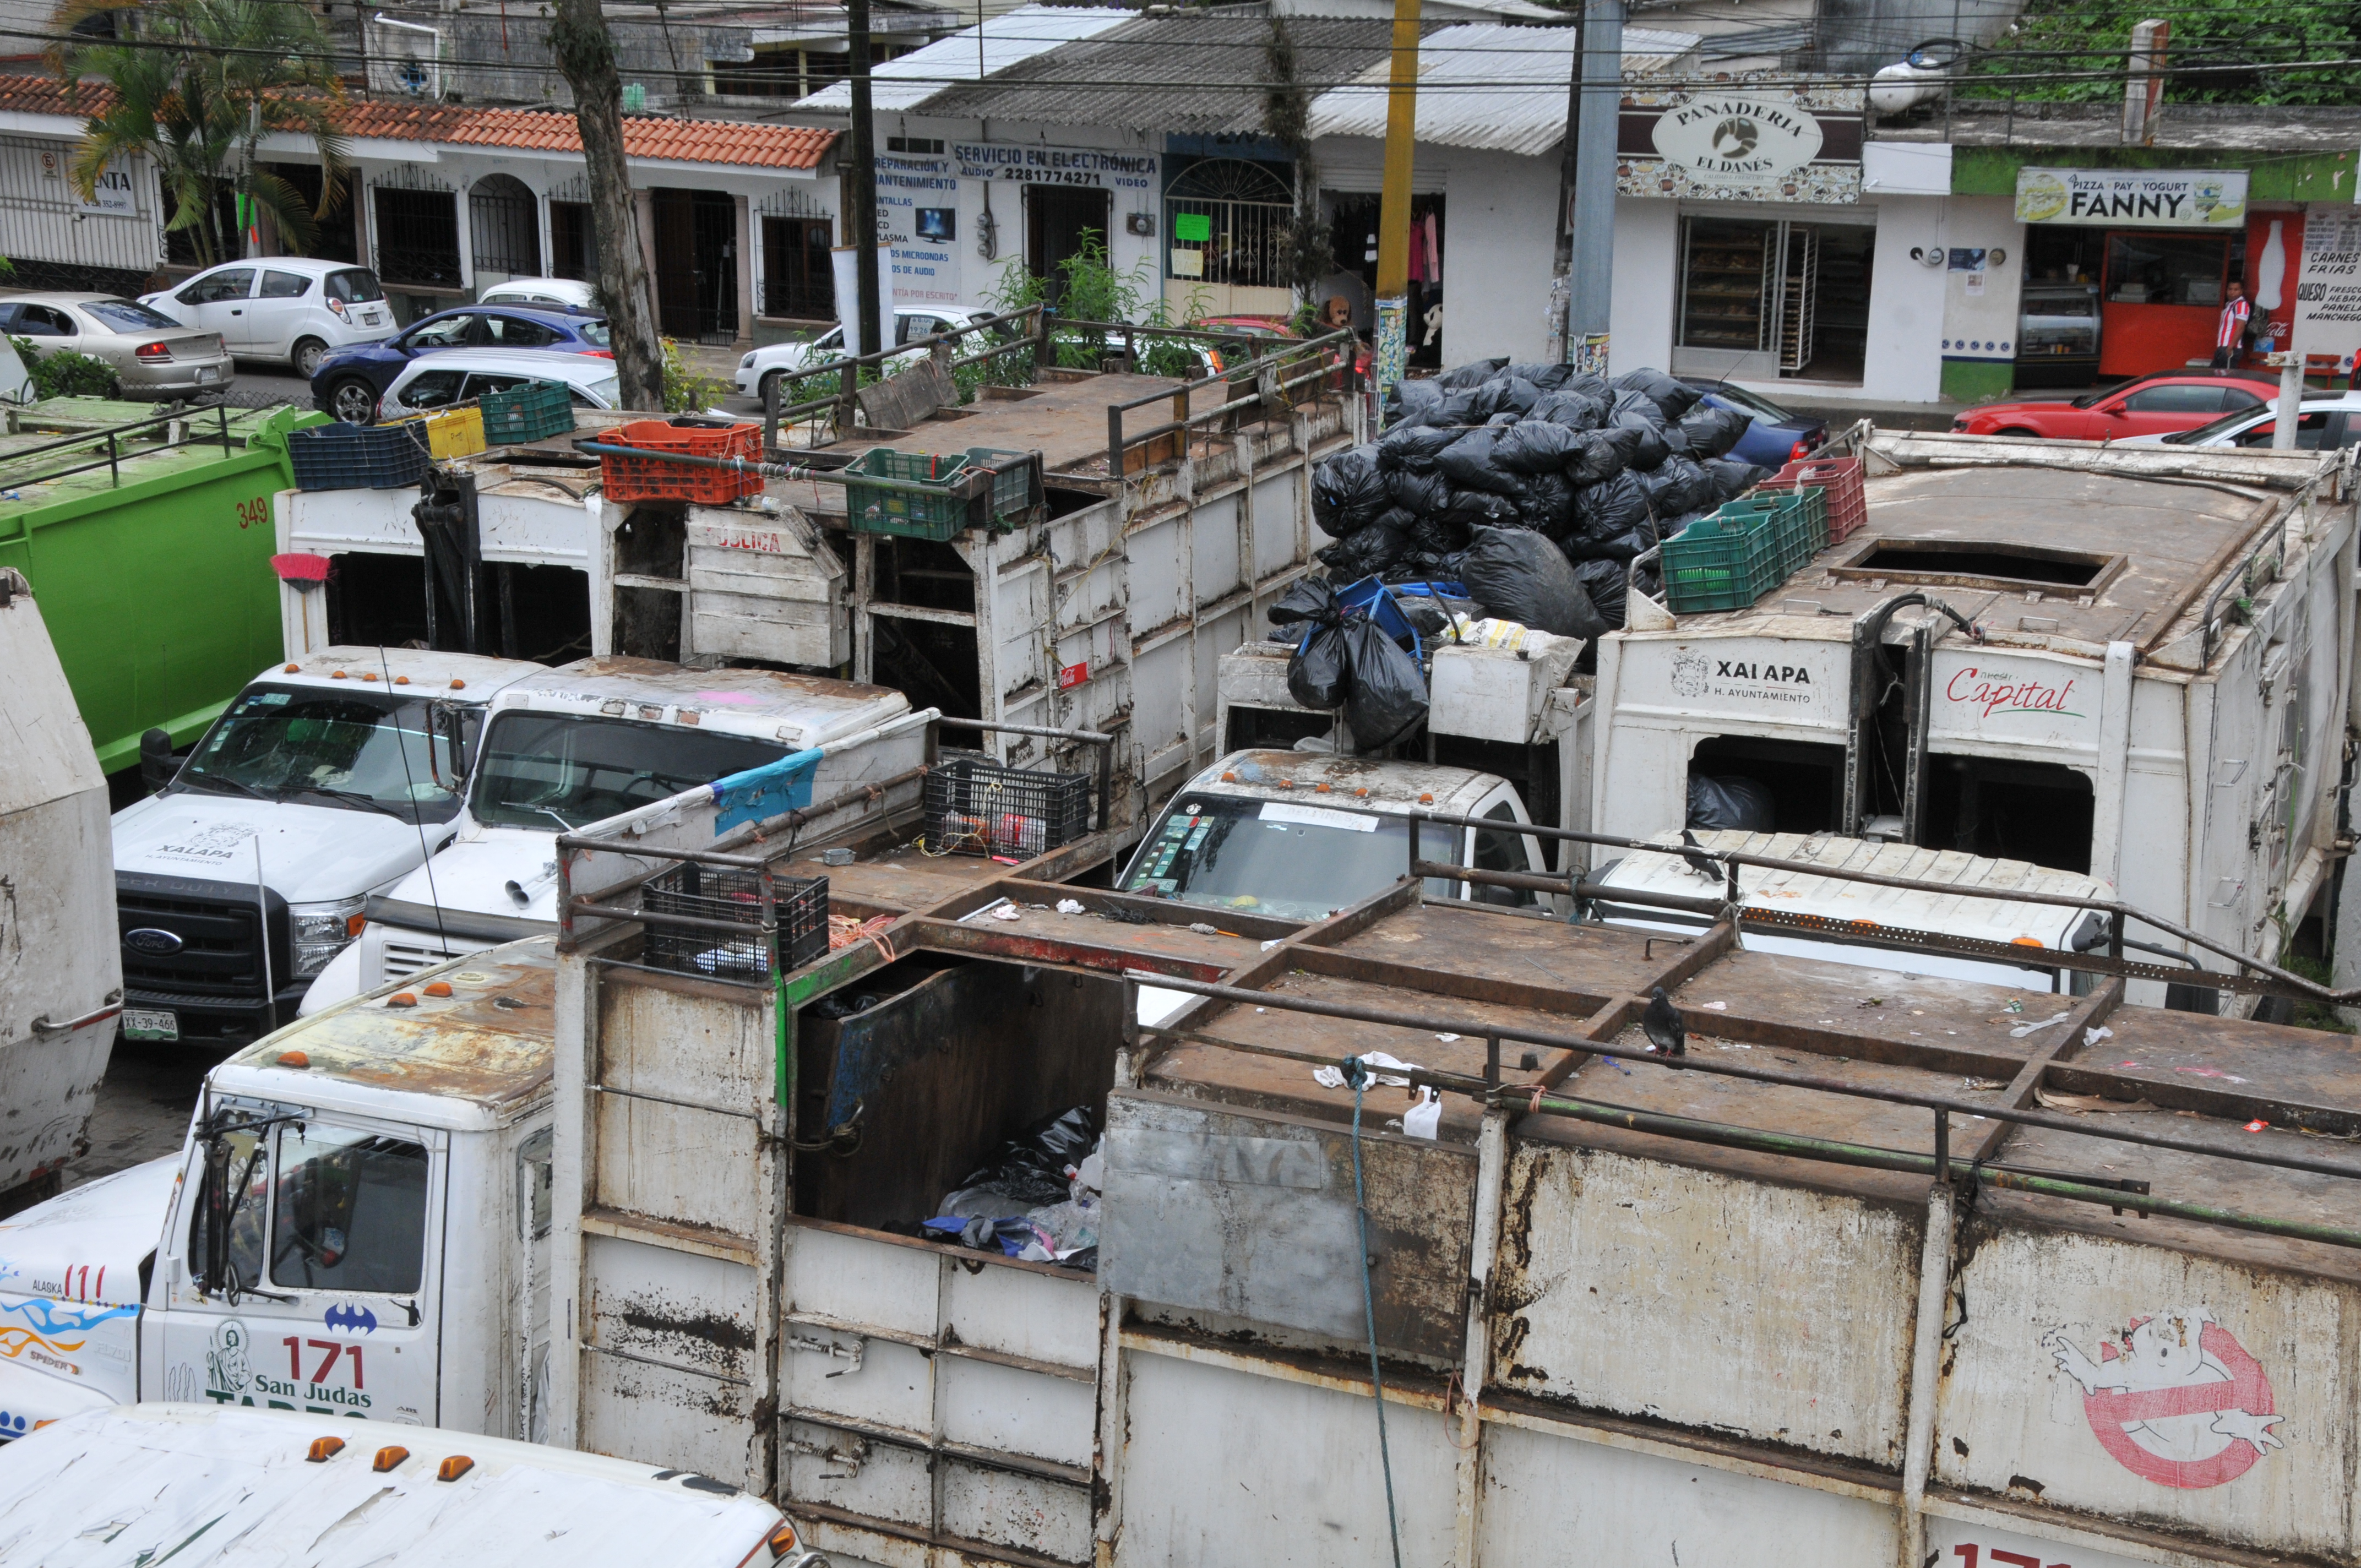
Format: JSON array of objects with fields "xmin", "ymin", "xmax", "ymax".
[
  {"xmin": 734, "ymin": 307, "xmax": 998, "ymax": 402},
  {"xmin": 1677, "ymin": 378, "xmax": 1830, "ymax": 469},
  {"xmin": 379, "ymin": 347, "xmax": 621, "ymax": 417},
  {"xmin": 1948, "ymin": 369, "xmax": 2279, "ymax": 440},
  {"xmin": 477, "ymin": 275, "xmax": 600, "ymax": 312},
  {"xmin": 2114, "ymin": 391, "xmax": 2361, "ymax": 449},
  {"xmin": 311, "ymin": 304, "xmax": 612, "ymax": 423},
  {"xmin": 140, "ymin": 259, "xmax": 395, "ymax": 377},
  {"xmin": 0, "ymin": 292, "xmax": 231, "ymax": 400}
]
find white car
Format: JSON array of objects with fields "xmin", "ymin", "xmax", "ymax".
[
  {"xmin": 477, "ymin": 275, "xmax": 601, "ymax": 313},
  {"xmin": 140, "ymin": 258, "xmax": 396, "ymax": 378},
  {"xmin": 380, "ymin": 346, "xmax": 621, "ymax": 416},
  {"xmin": 735, "ymin": 307, "xmax": 997, "ymax": 403},
  {"xmin": 2115, "ymin": 391, "xmax": 2361, "ymax": 450}
]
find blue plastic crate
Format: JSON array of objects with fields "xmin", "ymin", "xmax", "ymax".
[{"xmin": 287, "ymin": 421, "xmax": 431, "ymax": 491}]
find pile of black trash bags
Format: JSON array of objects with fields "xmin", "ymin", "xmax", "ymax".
[
  {"xmin": 921, "ymin": 1106, "xmax": 1102, "ymax": 1271},
  {"xmin": 1313, "ymin": 362, "xmax": 1773, "ymax": 634}
]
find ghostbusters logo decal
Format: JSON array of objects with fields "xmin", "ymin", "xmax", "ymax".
[{"xmin": 2044, "ymin": 1307, "xmax": 2284, "ymax": 1488}]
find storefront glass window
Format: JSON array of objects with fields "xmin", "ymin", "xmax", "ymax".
[
  {"xmin": 2104, "ymin": 233, "xmax": 2228, "ymax": 307},
  {"xmin": 1680, "ymin": 218, "xmax": 1769, "ymax": 353}
]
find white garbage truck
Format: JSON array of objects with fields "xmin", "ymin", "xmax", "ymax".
[{"xmin": 0, "ymin": 567, "xmax": 119, "ymax": 1205}]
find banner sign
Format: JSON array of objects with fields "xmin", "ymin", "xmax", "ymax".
[
  {"xmin": 950, "ymin": 141, "xmax": 1157, "ymax": 191},
  {"xmin": 2012, "ymin": 167, "xmax": 2248, "ymax": 228}
]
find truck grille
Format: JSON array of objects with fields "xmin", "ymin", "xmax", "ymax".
[
  {"xmin": 382, "ymin": 935, "xmax": 463, "ymax": 979},
  {"xmin": 117, "ymin": 873, "xmax": 289, "ymax": 1005}
]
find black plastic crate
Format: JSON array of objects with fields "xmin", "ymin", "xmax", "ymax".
[
  {"xmin": 641, "ymin": 862, "xmax": 828, "ymax": 978},
  {"xmin": 923, "ymin": 756, "xmax": 1093, "ymax": 859},
  {"xmin": 286, "ymin": 421, "xmax": 432, "ymax": 491}
]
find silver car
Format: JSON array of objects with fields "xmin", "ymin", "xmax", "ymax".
[{"xmin": 0, "ymin": 292, "xmax": 232, "ymax": 399}]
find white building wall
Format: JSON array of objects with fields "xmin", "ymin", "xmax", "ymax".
[
  {"xmin": 1862, "ymin": 192, "xmax": 1947, "ymax": 402},
  {"xmin": 1433, "ymin": 144, "xmax": 1560, "ymax": 367},
  {"xmin": 1609, "ymin": 194, "xmax": 1679, "ymax": 378}
]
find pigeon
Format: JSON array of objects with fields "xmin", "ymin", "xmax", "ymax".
[
  {"xmin": 1642, "ymin": 986, "xmax": 1686, "ymax": 1058},
  {"xmin": 1678, "ymin": 829, "xmax": 1721, "ymax": 883}
]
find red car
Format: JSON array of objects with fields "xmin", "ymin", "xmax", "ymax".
[{"xmin": 1951, "ymin": 370, "xmax": 2279, "ymax": 441}]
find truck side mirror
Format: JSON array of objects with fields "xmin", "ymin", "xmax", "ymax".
[{"xmin": 139, "ymin": 728, "xmax": 177, "ymax": 793}]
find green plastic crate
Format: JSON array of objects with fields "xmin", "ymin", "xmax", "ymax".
[
  {"xmin": 844, "ymin": 448, "xmax": 979, "ymax": 540},
  {"xmin": 1660, "ymin": 507, "xmax": 1789, "ymax": 614},
  {"xmin": 1713, "ymin": 488, "xmax": 1828, "ymax": 582},
  {"xmin": 479, "ymin": 379, "xmax": 575, "ymax": 444}
]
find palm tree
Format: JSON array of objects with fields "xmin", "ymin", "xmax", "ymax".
[{"xmin": 51, "ymin": 0, "xmax": 350, "ymax": 266}]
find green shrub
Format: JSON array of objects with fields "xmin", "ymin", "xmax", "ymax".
[{"xmin": 11, "ymin": 336, "xmax": 120, "ymax": 399}]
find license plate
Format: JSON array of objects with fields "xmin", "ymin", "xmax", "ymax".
[
  {"xmin": 121, "ymin": 1008, "xmax": 178, "ymax": 1041},
  {"xmin": 194, "ymin": 367, "xmax": 218, "ymax": 383},
  {"xmin": 362, "ymin": 311, "xmax": 384, "ymax": 325}
]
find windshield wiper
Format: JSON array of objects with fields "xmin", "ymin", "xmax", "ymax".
[
  {"xmin": 531, "ymin": 804, "xmax": 579, "ymax": 831},
  {"xmin": 182, "ymin": 772, "xmax": 274, "ymax": 802},
  {"xmin": 297, "ymin": 785, "xmax": 414, "ymax": 821}
]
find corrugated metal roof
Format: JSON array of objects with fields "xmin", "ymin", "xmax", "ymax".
[
  {"xmin": 795, "ymin": 4, "xmax": 1136, "ymax": 113},
  {"xmin": 1308, "ymin": 21, "xmax": 1698, "ymax": 155},
  {"xmin": 917, "ymin": 15, "xmax": 1399, "ymax": 135}
]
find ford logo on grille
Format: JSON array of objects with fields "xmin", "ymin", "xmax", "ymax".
[{"xmin": 124, "ymin": 927, "xmax": 184, "ymax": 956}]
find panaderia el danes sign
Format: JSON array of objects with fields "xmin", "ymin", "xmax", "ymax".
[{"xmin": 1617, "ymin": 79, "xmax": 1864, "ymax": 204}]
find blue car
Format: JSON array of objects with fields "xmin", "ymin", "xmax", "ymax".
[
  {"xmin": 311, "ymin": 304, "xmax": 612, "ymax": 424},
  {"xmin": 1677, "ymin": 378, "xmax": 1829, "ymax": 471}
]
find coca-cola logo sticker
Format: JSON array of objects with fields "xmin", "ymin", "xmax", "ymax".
[{"xmin": 2044, "ymin": 1308, "xmax": 2286, "ymax": 1488}]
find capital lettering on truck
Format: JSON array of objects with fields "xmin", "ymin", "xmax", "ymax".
[{"xmin": 1945, "ymin": 665, "xmax": 2083, "ymax": 720}]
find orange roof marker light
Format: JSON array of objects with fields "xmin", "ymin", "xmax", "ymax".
[
  {"xmin": 307, "ymin": 1436, "xmax": 345, "ymax": 1463},
  {"xmin": 373, "ymin": 1446, "xmax": 409, "ymax": 1472}
]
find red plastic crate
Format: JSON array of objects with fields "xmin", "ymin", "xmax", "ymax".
[
  {"xmin": 1756, "ymin": 456, "xmax": 1867, "ymax": 542},
  {"xmin": 600, "ymin": 418, "xmax": 765, "ymax": 504}
]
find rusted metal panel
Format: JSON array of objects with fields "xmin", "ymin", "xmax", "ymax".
[
  {"xmin": 1478, "ymin": 1419, "xmax": 1904, "ymax": 1566},
  {"xmin": 586, "ymin": 1231, "xmax": 759, "ymax": 1387},
  {"xmin": 1935, "ymin": 1222, "xmax": 2358, "ymax": 1559},
  {"xmin": 939, "ymin": 1354, "xmax": 1095, "ymax": 1468},
  {"xmin": 943, "ymin": 1260, "xmax": 1100, "ymax": 1373},
  {"xmin": 788, "ymin": 1327, "xmax": 934, "ymax": 1436},
  {"xmin": 939, "ymin": 1460, "xmax": 1093, "ymax": 1565},
  {"xmin": 1491, "ymin": 1142, "xmax": 1922, "ymax": 1468},
  {"xmin": 784, "ymin": 1420, "xmax": 933, "ymax": 1532},
  {"xmin": 591, "ymin": 977, "xmax": 770, "ymax": 1237},
  {"xmin": 1102, "ymin": 1090, "xmax": 1476, "ymax": 1362},
  {"xmin": 579, "ymin": 1334, "xmax": 759, "ymax": 1482},
  {"xmin": 264, "ymin": 941, "xmax": 556, "ymax": 1109}
]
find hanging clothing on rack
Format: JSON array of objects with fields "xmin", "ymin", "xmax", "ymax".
[
  {"xmin": 1407, "ymin": 223, "xmax": 1427, "ymax": 285},
  {"xmin": 1422, "ymin": 213, "xmax": 1441, "ymax": 286}
]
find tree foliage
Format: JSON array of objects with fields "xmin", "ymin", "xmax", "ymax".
[
  {"xmin": 1962, "ymin": 0, "xmax": 2361, "ymax": 107},
  {"xmin": 51, "ymin": 0, "xmax": 349, "ymax": 266}
]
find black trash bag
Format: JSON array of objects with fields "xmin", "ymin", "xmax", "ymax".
[
  {"xmin": 1389, "ymin": 377, "xmax": 1445, "ymax": 427},
  {"xmin": 1435, "ymin": 429, "xmax": 1524, "ymax": 496},
  {"xmin": 1656, "ymin": 420, "xmax": 1696, "ymax": 461},
  {"xmin": 1680, "ymin": 404, "xmax": 1753, "ymax": 460},
  {"xmin": 1394, "ymin": 593, "xmax": 1457, "ymax": 639},
  {"xmin": 956, "ymin": 1105, "xmax": 1101, "ymax": 1208},
  {"xmin": 1461, "ymin": 525, "xmax": 1608, "ymax": 640},
  {"xmin": 1502, "ymin": 361, "xmax": 1576, "ymax": 390},
  {"xmin": 1571, "ymin": 556, "xmax": 1629, "ymax": 630},
  {"xmin": 1316, "ymin": 516, "xmax": 1411, "ymax": 579},
  {"xmin": 1532, "ymin": 390, "xmax": 1606, "ymax": 431},
  {"xmin": 1405, "ymin": 513, "xmax": 1470, "ymax": 557},
  {"xmin": 1703, "ymin": 458, "xmax": 1772, "ymax": 506},
  {"xmin": 1590, "ymin": 525, "xmax": 1660, "ymax": 563},
  {"xmin": 1487, "ymin": 409, "xmax": 1524, "ymax": 428},
  {"xmin": 1493, "ymin": 377, "xmax": 1544, "ymax": 417},
  {"xmin": 1661, "ymin": 508, "xmax": 1709, "ymax": 540},
  {"xmin": 1270, "ymin": 578, "xmax": 1351, "ymax": 710},
  {"xmin": 1510, "ymin": 471, "xmax": 1578, "ymax": 537},
  {"xmin": 1573, "ymin": 469, "xmax": 1651, "ymax": 540},
  {"xmin": 1619, "ymin": 419, "xmax": 1671, "ymax": 472},
  {"xmin": 1559, "ymin": 372, "xmax": 1613, "ymax": 402},
  {"xmin": 1560, "ymin": 428, "xmax": 1629, "ymax": 485},
  {"xmin": 1377, "ymin": 422, "xmax": 1462, "ymax": 472},
  {"xmin": 1441, "ymin": 489, "xmax": 1527, "ymax": 531},
  {"xmin": 1341, "ymin": 619, "xmax": 1429, "ymax": 750},
  {"xmin": 1385, "ymin": 548, "xmax": 1468, "ymax": 585},
  {"xmin": 1609, "ymin": 388, "xmax": 1669, "ymax": 428},
  {"xmin": 1687, "ymin": 775, "xmax": 1777, "ymax": 832},
  {"xmin": 1435, "ymin": 388, "xmax": 1489, "ymax": 426},
  {"xmin": 1313, "ymin": 442, "xmax": 1390, "ymax": 537},
  {"xmin": 1384, "ymin": 466, "xmax": 1454, "ymax": 517},
  {"xmin": 1615, "ymin": 367, "xmax": 1702, "ymax": 421},
  {"xmin": 1493, "ymin": 419, "xmax": 1586, "ymax": 475},
  {"xmin": 1636, "ymin": 454, "xmax": 1713, "ymax": 518},
  {"xmin": 1437, "ymin": 357, "xmax": 1510, "ymax": 390}
]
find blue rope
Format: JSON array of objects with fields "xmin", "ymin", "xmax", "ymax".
[{"xmin": 1344, "ymin": 1055, "xmax": 1406, "ymax": 1568}]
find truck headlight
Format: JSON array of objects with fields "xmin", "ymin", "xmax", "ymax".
[{"xmin": 291, "ymin": 897, "xmax": 367, "ymax": 978}]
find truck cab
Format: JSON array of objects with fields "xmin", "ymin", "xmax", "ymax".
[
  {"xmin": 0, "ymin": 938, "xmax": 558, "ymax": 1440},
  {"xmin": 110, "ymin": 647, "xmax": 544, "ymax": 1048},
  {"xmin": 302, "ymin": 657, "xmax": 924, "ymax": 1009}
]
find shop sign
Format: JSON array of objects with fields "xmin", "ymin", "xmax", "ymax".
[
  {"xmin": 950, "ymin": 141, "xmax": 1158, "ymax": 190},
  {"xmin": 875, "ymin": 153, "xmax": 961, "ymax": 303},
  {"xmin": 2012, "ymin": 167, "xmax": 2247, "ymax": 228},
  {"xmin": 1649, "ymin": 97, "xmax": 1824, "ymax": 187},
  {"xmin": 2294, "ymin": 207, "xmax": 2361, "ymax": 374}
]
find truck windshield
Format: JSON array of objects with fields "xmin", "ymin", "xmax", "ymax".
[
  {"xmin": 177, "ymin": 685, "xmax": 465, "ymax": 824},
  {"xmin": 1120, "ymin": 795, "xmax": 1415, "ymax": 922},
  {"xmin": 470, "ymin": 711, "xmax": 785, "ymax": 830}
]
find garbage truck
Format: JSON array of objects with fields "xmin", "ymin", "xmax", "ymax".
[
  {"xmin": 0, "ymin": 565, "xmax": 119, "ymax": 1206},
  {"xmin": 111, "ymin": 646, "xmax": 546, "ymax": 1048}
]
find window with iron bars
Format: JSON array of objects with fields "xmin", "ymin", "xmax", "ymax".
[
  {"xmin": 1163, "ymin": 157, "xmax": 1293, "ymax": 290},
  {"xmin": 373, "ymin": 186, "xmax": 461, "ymax": 288}
]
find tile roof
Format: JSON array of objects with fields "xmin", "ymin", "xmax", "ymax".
[{"xmin": 0, "ymin": 73, "xmax": 837, "ymax": 169}]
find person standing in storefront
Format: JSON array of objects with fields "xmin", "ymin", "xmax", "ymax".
[{"xmin": 2212, "ymin": 278, "xmax": 2251, "ymax": 368}]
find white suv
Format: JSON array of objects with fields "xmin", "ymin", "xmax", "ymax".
[{"xmin": 142, "ymin": 258, "xmax": 397, "ymax": 377}]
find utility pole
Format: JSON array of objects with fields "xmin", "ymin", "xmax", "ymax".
[
  {"xmin": 551, "ymin": 0, "xmax": 664, "ymax": 409},
  {"xmin": 847, "ymin": 0, "xmax": 884, "ymax": 357},
  {"xmin": 1370, "ymin": 0, "xmax": 1420, "ymax": 404},
  {"xmin": 1561, "ymin": 0, "xmax": 1620, "ymax": 372},
  {"xmin": 1543, "ymin": 10, "xmax": 1582, "ymax": 365}
]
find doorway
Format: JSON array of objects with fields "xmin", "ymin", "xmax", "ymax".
[
  {"xmin": 650, "ymin": 187, "xmax": 739, "ymax": 345},
  {"xmin": 763, "ymin": 216, "xmax": 835, "ymax": 320},
  {"xmin": 1675, "ymin": 215, "xmax": 1875, "ymax": 382},
  {"xmin": 468, "ymin": 173, "xmax": 541, "ymax": 288},
  {"xmin": 1322, "ymin": 192, "xmax": 1445, "ymax": 368},
  {"xmin": 1025, "ymin": 185, "xmax": 1112, "ymax": 303}
]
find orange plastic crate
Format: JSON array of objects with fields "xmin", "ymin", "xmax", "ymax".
[{"xmin": 599, "ymin": 418, "xmax": 765, "ymax": 504}]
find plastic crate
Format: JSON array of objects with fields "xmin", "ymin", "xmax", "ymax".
[
  {"xmin": 387, "ymin": 405, "xmax": 485, "ymax": 460},
  {"xmin": 600, "ymin": 417, "xmax": 765, "ymax": 505},
  {"xmin": 923, "ymin": 756, "xmax": 1094, "ymax": 859},
  {"xmin": 1713, "ymin": 488, "xmax": 1827, "ymax": 580},
  {"xmin": 1660, "ymin": 507, "xmax": 1791, "ymax": 614},
  {"xmin": 1335, "ymin": 575, "xmax": 1421, "ymax": 647},
  {"xmin": 844, "ymin": 448, "xmax": 978, "ymax": 540},
  {"xmin": 960, "ymin": 447, "xmax": 1045, "ymax": 528},
  {"xmin": 480, "ymin": 379, "xmax": 576, "ymax": 444},
  {"xmin": 286, "ymin": 421, "xmax": 433, "ymax": 491},
  {"xmin": 1757, "ymin": 455, "xmax": 1867, "ymax": 542},
  {"xmin": 640, "ymin": 862, "xmax": 828, "ymax": 978}
]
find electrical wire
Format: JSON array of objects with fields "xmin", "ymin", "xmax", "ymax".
[{"xmin": 1343, "ymin": 1054, "xmax": 1406, "ymax": 1568}]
